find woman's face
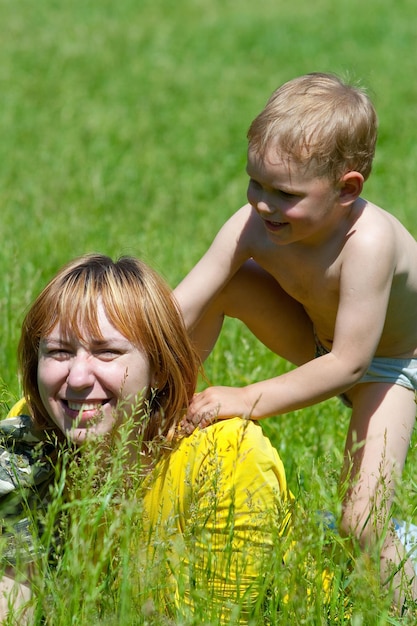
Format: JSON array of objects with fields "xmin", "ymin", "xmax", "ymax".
[{"xmin": 37, "ymin": 301, "xmax": 154, "ymax": 445}]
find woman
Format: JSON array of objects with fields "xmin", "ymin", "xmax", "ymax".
[{"xmin": 0, "ymin": 254, "xmax": 292, "ymax": 624}]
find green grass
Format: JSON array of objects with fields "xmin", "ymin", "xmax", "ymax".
[{"xmin": 1, "ymin": 0, "xmax": 417, "ymax": 622}]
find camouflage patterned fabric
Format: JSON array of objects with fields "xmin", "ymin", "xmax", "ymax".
[{"xmin": 0, "ymin": 415, "xmax": 56, "ymax": 564}]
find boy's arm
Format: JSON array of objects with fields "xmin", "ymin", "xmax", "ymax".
[
  {"xmin": 174, "ymin": 205, "xmax": 256, "ymax": 332},
  {"xmin": 183, "ymin": 223, "xmax": 396, "ymax": 427}
]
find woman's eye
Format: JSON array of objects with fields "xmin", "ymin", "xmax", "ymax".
[
  {"xmin": 45, "ymin": 349, "xmax": 72, "ymax": 359},
  {"xmin": 95, "ymin": 349, "xmax": 122, "ymax": 360}
]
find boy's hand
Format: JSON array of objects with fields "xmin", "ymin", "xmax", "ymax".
[{"xmin": 181, "ymin": 386, "xmax": 254, "ymax": 434}]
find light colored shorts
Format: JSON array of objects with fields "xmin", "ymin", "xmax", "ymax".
[
  {"xmin": 315, "ymin": 337, "xmax": 417, "ymax": 406},
  {"xmin": 359, "ymin": 356, "xmax": 417, "ymax": 391}
]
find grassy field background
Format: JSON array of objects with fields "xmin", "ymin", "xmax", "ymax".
[{"xmin": 1, "ymin": 0, "xmax": 417, "ymax": 623}]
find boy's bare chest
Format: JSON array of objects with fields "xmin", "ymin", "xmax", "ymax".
[{"xmin": 252, "ymin": 248, "xmax": 340, "ymax": 307}]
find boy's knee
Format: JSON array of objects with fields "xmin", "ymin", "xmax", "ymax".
[
  {"xmin": 340, "ymin": 503, "xmax": 387, "ymax": 548},
  {"xmin": 339, "ymin": 507, "xmax": 359, "ymax": 540}
]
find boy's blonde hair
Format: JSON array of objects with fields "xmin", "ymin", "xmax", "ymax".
[
  {"xmin": 18, "ymin": 254, "xmax": 200, "ymax": 442},
  {"xmin": 247, "ymin": 72, "xmax": 378, "ymax": 183}
]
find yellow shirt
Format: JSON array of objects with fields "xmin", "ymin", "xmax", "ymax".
[
  {"xmin": 7, "ymin": 402, "xmax": 293, "ymax": 621},
  {"xmin": 142, "ymin": 418, "xmax": 292, "ymax": 623},
  {"xmin": 7, "ymin": 397, "xmax": 30, "ymax": 418}
]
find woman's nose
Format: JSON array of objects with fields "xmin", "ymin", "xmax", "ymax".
[{"xmin": 66, "ymin": 354, "xmax": 94, "ymax": 389}]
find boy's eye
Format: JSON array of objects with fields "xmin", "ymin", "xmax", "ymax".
[
  {"xmin": 248, "ymin": 179, "xmax": 297, "ymax": 200},
  {"xmin": 278, "ymin": 189, "xmax": 296, "ymax": 199}
]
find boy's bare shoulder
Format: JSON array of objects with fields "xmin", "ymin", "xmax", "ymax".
[
  {"xmin": 233, "ymin": 204, "xmax": 273, "ymax": 246},
  {"xmin": 218, "ymin": 204, "xmax": 268, "ymax": 253},
  {"xmin": 229, "ymin": 203, "xmax": 259, "ymax": 228},
  {"xmin": 349, "ymin": 201, "xmax": 417, "ymax": 264}
]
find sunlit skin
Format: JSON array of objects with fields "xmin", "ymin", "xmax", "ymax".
[
  {"xmin": 37, "ymin": 302, "xmax": 153, "ymax": 445},
  {"xmin": 174, "ymin": 145, "xmax": 417, "ymax": 606},
  {"xmin": 246, "ymin": 149, "xmax": 343, "ymax": 248},
  {"xmin": 176, "ymin": 148, "xmax": 417, "ymax": 422}
]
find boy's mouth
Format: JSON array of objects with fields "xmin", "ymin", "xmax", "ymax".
[{"xmin": 265, "ymin": 219, "xmax": 288, "ymax": 229}]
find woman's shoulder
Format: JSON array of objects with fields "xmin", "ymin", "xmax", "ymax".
[
  {"xmin": 0, "ymin": 414, "xmax": 42, "ymax": 444},
  {"xmin": 0, "ymin": 413, "xmax": 55, "ymax": 496},
  {"xmin": 177, "ymin": 418, "xmax": 279, "ymax": 464}
]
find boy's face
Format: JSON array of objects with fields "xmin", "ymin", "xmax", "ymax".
[{"xmin": 246, "ymin": 147, "xmax": 342, "ymax": 246}]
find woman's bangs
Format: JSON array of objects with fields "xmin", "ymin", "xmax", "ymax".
[{"xmin": 55, "ymin": 288, "xmax": 103, "ymax": 342}]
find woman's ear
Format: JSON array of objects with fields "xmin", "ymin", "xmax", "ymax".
[{"xmin": 338, "ymin": 171, "xmax": 364, "ymax": 205}]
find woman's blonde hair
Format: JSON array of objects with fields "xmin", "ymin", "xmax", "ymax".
[
  {"xmin": 247, "ymin": 72, "xmax": 378, "ymax": 183},
  {"xmin": 18, "ymin": 254, "xmax": 200, "ymax": 442}
]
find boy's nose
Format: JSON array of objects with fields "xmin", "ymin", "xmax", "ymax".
[
  {"xmin": 66, "ymin": 355, "xmax": 94, "ymax": 390},
  {"xmin": 256, "ymin": 198, "xmax": 274, "ymax": 215}
]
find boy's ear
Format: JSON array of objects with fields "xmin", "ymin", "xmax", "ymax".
[{"xmin": 338, "ymin": 171, "xmax": 364, "ymax": 205}]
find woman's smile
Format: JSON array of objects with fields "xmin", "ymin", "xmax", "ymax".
[{"xmin": 62, "ymin": 398, "xmax": 112, "ymax": 421}]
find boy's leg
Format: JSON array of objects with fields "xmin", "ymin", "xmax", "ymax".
[
  {"xmin": 189, "ymin": 259, "xmax": 315, "ymax": 365},
  {"xmin": 341, "ymin": 382, "xmax": 417, "ymax": 607}
]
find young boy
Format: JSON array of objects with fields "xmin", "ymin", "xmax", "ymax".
[{"xmin": 174, "ymin": 73, "xmax": 417, "ymax": 610}]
